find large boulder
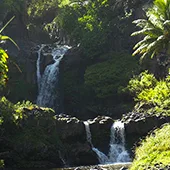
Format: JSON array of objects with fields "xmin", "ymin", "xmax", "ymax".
[
  {"xmin": 88, "ymin": 116, "xmax": 114, "ymax": 154},
  {"xmin": 54, "ymin": 114, "xmax": 86, "ymax": 142},
  {"xmin": 54, "ymin": 114, "xmax": 99, "ymax": 166}
]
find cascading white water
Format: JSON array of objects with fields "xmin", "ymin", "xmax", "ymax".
[
  {"xmin": 83, "ymin": 121, "xmax": 131, "ymax": 164},
  {"xmin": 36, "ymin": 45, "xmax": 70, "ymax": 109},
  {"xmin": 84, "ymin": 121, "xmax": 109, "ymax": 164},
  {"xmin": 36, "ymin": 44, "xmax": 45, "ymax": 89},
  {"xmin": 108, "ymin": 121, "xmax": 131, "ymax": 163}
]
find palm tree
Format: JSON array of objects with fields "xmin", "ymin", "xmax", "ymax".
[{"xmin": 131, "ymin": 0, "xmax": 170, "ymax": 71}]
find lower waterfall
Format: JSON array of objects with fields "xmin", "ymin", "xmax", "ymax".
[
  {"xmin": 36, "ymin": 44, "xmax": 70, "ymax": 110},
  {"xmin": 83, "ymin": 121, "xmax": 131, "ymax": 164},
  {"xmin": 84, "ymin": 121, "xmax": 109, "ymax": 164},
  {"xmin": 108, "ymin": 121, "xmax": 131, "ymax": 162}
]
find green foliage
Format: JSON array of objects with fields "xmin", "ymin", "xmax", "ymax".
[
  {"xmin": 128, "ymin": 70, "xmax": 170, "ymax": 115},
  {"xmin": 0, "ymin": 49, "xmax": 8, "ymax": 91},
  {"xmin": 15, "ymin": 100, "xmax": 35, "ymax": 110},
  {"xmin": 44, "ymin": 0, "xmax": 136, "ymax": 56},
  {"xmin": 130, "ymin": 123, "xmax": 170, "ymax": 170},
  {"xmin": 132, "ymin": 0, "xmax": 170, "ymax": 65},
  {"xmin": 85, "ymin": 52, "xmax": 139, "ymax": 98},
  {"xmin": 27, "ymin": 0, "xmax": 58, "ymax": 17},
  {"xmin": 0, "ymin": 17, "xmax": 19, "ymax": 91},
  {"xmin": 0, "ymin": 96, "xmax": 15, "ymax": 125},
  {"xmin": 0, "ymin": 96, "xmax": 61, "ymax": 168},
  {"xmin": 0, "ymin": 160, "xmax": 4, "ymax": 168},
  {"xmin": 1, "ymin": 0, "xmax": 25, "ymax": 12}
]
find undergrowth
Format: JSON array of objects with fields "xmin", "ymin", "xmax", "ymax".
[{"xmin": 130, "ymin": 124, "xmax": 170, "ymax": 170}]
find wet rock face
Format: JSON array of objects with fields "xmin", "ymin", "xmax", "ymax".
[
  {"xmin": 123, "ymin": 112, "xmax": 170, "ymax": 135},
  {"xmin": 55, "ymin": 114, "xmax": 86, "ymax": 142},
  {"xmin": 53, "ymin": 114, "xmax": 100, "ymax": 166},
  {"xmin": 2, "ymin": 107, "xmax": 100, "ymax": 168},
  {"xmin": 1, "ymin": 13, "xmax": 38, "ymax": 102},
  {"xmin": 68, "ymin": 143, "xmax": 99, "ymax": 166},
  {"xmin": 89, "ymin": 116, "xmax": 114, "ymax": 154}
]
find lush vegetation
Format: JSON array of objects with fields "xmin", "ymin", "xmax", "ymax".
[
  {"xmin": 128, "ymin": 70, "xmax": 170, "ymax": 115},
  {"xmin": 129, "ymin": 1, "xmax": 170, "ymax": 169},
  {"xmin": 132, "ymin": 0, "xmax": 170, "ymax": 76},
  {"xmin": 63, "ymin": 52, "xmax": 140, "ymax": 118},
  {"xmin": 130, "ymin": 123, "xmax": 170, "ymax": 170},
  {"xmin": 85, "ymin": 52, "xmax": 139, "ymax": 98},
  {"xmin": 0, "ymin": 17, "xmax": 18, "ymax": 92},
  {"xmin": 0, "ymin": 0, "xmax": 170, "ymax": 168},
  {"xmin": 0, "ymin": 97, "xmax": 63, "ymax": 168}
]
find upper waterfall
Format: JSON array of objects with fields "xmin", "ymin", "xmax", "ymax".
[{"xmin": 36, "ymin": 44, "xmax": 71, "ymax": 111}]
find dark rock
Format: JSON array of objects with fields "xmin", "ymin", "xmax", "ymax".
[
  {"xmin": 89, "ymin": 116, "xmax": 114, "ymax": 154},
  {"xmin": 60, "ymin": 47, "xmax": 89, "ymax": 119},
  {"xmin": 55, "ymin": 114, "xmax": 86, "ymax": 142},
  {"xmin": 40, "ymin": 53, "xmax": 54, "ymax": 74},
  {"xmin": 90, "ymin": 165, "xmax": 107, "ymax": 170},
  {"xmin": 120, "ymin": 167, "xmax": 127, "ymax": 170},
  {"xmin": 69, "ymin": 143, "xmax": 99, "ymax": 166},
  {"xmin": 122, "ymin": 112, "xmax": 170, "ymax": 156}
]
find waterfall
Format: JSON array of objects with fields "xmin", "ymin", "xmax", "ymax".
[
  {"xmin": 59, "ymin": 151, "xmax": 68, "ymax": 167},
  {"xmin": 108, "ymin": 121, "xmax": 131, "ymax": 163},
  {"xmin": 36, "ymin": 44, "xmax": 70, "ymax": 110},
  {"xmin": 84, "ymin": 121, "xmax": 109, "ymax": 164},
  {"xmin": 83, "ymin": 121, "xmax": 131, "ymax": 164},
  {"xmin": 36, "ymin": 44, "xmax": 45, "ymax": 89}
]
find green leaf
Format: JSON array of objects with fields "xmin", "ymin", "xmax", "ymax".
[{"xmin": 0, "ymin": 16, "xmax": 15, "ymax": 33}]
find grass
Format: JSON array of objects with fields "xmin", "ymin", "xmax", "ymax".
[{"xmin": 130, "ymin": 123, "xmax": 170, "ymax": 170}]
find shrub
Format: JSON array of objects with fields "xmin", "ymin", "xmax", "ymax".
[
  {"xmin": 128, "ymin": 70, "xmax": 170, "ymax": 115},
  {"xmin": 85, "ymin": 52, "xmax": 139, "ymax": 98}
]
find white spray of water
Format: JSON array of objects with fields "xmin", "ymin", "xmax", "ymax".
[
  {"xmin": 84, "ymin": 121, "xmax": 109, "ymax": 164},
  {"xmin": 36, "ymin": 44, "xmax": 45, "ymax": 89},
  {"xmin": 36, "ymin": 45, "xmax": 70, "ymax": 109},
  {"xmin": 83, "ymin": 121, "xmax": 131, "ymax": 164},
  {"xmin": 108, "ymin": 121, "xmax": 131, "ymax": 163}
]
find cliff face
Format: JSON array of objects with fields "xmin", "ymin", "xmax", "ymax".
[
  {"xmin": 1, "ymin": 2, "xmax": 143, "ymax": 119},
  {"xmin": 60, "ymin": 48, "xmax": 140, "ymax": 120},
  {"xmin": 1, "ymin": 7, "xmax": 53, "ymax": 103}
]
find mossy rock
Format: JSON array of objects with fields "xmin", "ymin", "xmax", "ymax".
[{"xmin": 84, "ymin": 52, "xmax": 140, "ymax": 98}]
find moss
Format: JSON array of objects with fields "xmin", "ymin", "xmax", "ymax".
[
  {"xmin": 84, "ymin": 52, "xmax": 140, "ymax": 98},
  {"xmin": 130, "ymin": 124, "xmax": 170, "ymax": 170}
]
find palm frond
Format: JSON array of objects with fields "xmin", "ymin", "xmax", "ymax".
[
  {"xmin": 132, "ymin": 44, "xmax": 148, "ymax": 56},
  {"xmin": 133, "ymin": 36, "xmax": 156, "ymax": 50},
  {"xmin": 150, "ymin": 50, "xmax": 156, "ymax": 58},
  {"xmin": 132, "ymin": 19, "xmax": 148, "ymax": 28},
  {"xmin": 0, "ymin": 16, "xmax": 15, "ymax": 33},
  {"xmin": 0, "ymin": 35, "xmax": 19, "ymax": 50},
  {"xmin": 140, "ymin": 52, "xmax": 148, "ymax": 62},
  {"xmin": 131, "ymin": 28, "xmax": 154, "ymax": 36},
  {"xmin": 132, "ymin": 0, "xmax": 170, "ymax": 61}
]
